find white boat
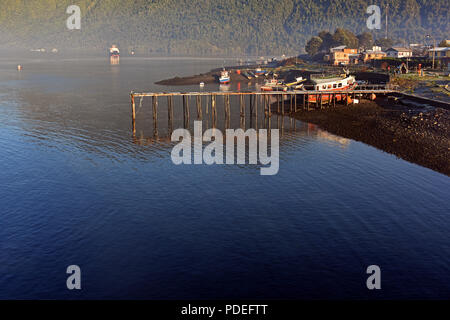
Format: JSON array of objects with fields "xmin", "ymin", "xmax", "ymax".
[
  {"xmin": 219, "ymin": 69, "xmax": 230, "ymax": 84},
  {"xmin": 305, "ymin": 75, "xmax": 356, "ymax": 91},
  {"xmin": 301, "ymin": 74, "xmax": 357, "ymax": 104},
  {"xmin": 261, "ymin": 78, "xmax": 281, "ymax": 91},
  {"xmin": 109, "ymin": 45, "xmax": 120, "ymax": 57}
]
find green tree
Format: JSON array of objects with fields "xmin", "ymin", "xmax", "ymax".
[
  {"xmin": 305, "ymin": 36, "xmax": 323, "ymax": 56},
  {"xmin": 375, "ymin": 38, "xmax": 395, "ymax": 49},
  {"xmin": 438, "ymin": 40, "xmax": 449, "ymax": 47},
  {"xmin": 332, "ymin": 28, "xmax": 358, "ymax": 48},
  {"xmin": 318, "ymin": 31, "xmax": 334, "ymax": 52},
  {"xmin": 358, "ymin": 32, "xmax": 374, "ymax": 50},
  {"xmin": 0, "ymin": 0, "xmax": 449, "ymax": 56}
]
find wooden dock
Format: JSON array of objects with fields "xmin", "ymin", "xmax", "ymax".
[{"xmin": 130, "ymin": 87, "xmax": 397, "ymax": 135}]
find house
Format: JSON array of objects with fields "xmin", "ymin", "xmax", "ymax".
[
  {"xmin": 386, "ymin": 47, "xmax": 413, "ymax": 58},
  {"xmin": 428, "ymin": 47, "xmax": 450, "ymax": 70},
  {"xmin": 330, "ymin": 45, "xmax": 347, "ymax": 53},
  {"xmin": 372, "ymin": 46, "xmax": 382, "ymax": 52},
  {"xmin": 330, "ymin": 51, "xmax": 350, "ymax": 65},
  {"xmin": 326, "ymin": 46, "xmax": 359, "ymax": 65},
  {"xmin": 428, "ymin": 47, "xmax": 450, "ymax": 59},
  {"xmin": 361, "ymin": 46, "xmax": 387, "ymax": 63},
  {"xmin": 330, "ymin": 45, "xmax": 358, "ymax": 54}
]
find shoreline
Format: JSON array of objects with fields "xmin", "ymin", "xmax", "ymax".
[
  {"xmin": 292, "ymin": 99, "xmax": 450, "ymax": 176},
  {"xmin": 155, "ymin": 69, "xmax": 263, "ymax": 86},
  {"xmin": 155, "ymin": 65, "xmax": 449, "ymax": 176}
]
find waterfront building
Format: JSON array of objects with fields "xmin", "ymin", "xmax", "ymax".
[
  {"xmin": 361, "ymin": 46, "xmax": 387, "ymax": 63},
  {"xmin": 386, "ymin": 47, "xmax": 413, "ymax": 58}
]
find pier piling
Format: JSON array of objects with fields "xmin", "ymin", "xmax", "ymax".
[{"xmin": 130, "ymin": 87, "xmax": 397, "ymax": 136}]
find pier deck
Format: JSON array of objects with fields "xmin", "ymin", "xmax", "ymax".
[
  {"xmin": 130, "ymin": 88, "xmax": 397, "ymax": 133},
  {"xmin": 130, "ymin": 86, "xmax": 449, "ymax": 139}
]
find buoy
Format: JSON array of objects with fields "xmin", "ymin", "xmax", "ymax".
[{"xmin": 17, "ymin": 65, "xmax": 22, "ymax": 71}]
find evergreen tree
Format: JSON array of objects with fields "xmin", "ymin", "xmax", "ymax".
[{"xmin": 305, "ymin": 36, "xmax": 323, "ymax": 56}]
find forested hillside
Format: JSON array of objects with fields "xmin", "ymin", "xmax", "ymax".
[{"xmin": 0, "ymin": 0, "xmax": 448, "ymax": 55}]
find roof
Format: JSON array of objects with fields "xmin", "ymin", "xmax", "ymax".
[
  {"xmin": 386, "ymin": 47, "xmax": 412, "ymax": 52},
  {"xmin": 364, "ymin": 50, "xmax": 386, "ymax": 54},
  {"xmin": 310, "ymin": 77, "xmax": 346, "ymax": 84},
  {"xmin": 330, "ymin": 45, "xmax": 346, "ymax": 51},
  {"xmin": 428, "ymin": 47, "xmax": 450, "ymax": 52}
]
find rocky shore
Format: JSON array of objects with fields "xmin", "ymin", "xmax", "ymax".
[
  {"xmin": 155, "ymin": 70, "xmax": 262, "ymax": 86},
  {"xmin": 293, "ymin": 98, "xmax": 450, "ymax": 176}
]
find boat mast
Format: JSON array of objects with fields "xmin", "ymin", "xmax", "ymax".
[{"xmin": 385, "ymin": 3, "xmax": 389, "ymax": 39}]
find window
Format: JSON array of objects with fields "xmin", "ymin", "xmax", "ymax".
[
  {"xmin": 316, "ymin": 86, "xmax": 319, "ymax": 90},
  {"xmin": 333, "ymin": 84, "xmax": 337, "ymax": 88},
  {"xmin": 322, "ymin": 85, "xmax": 326, "ymax": 89},
  {"xmin": 338, "ymin": 83, "xmax": 342, "ymax": 88},
  {"xmin": 328, "ymin": 85, "xmax": 332, "ymax": 89}
]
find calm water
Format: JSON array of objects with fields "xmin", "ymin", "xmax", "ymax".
[{"xmin": 0, "ymin": 57, "xmax": 449, "ymax": 299}]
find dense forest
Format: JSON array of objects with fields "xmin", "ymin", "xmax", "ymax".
[{"xmin": 0, "ymin": 0, "xmax": 448, "ymax": 56}]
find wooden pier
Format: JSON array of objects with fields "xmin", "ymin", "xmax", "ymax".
[{"xmin": 130, "ymin": 87, "xmax": 397, "ymax": 136}]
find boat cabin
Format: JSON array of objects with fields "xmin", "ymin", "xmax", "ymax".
[{"xmin": 304, "ymin": 76, "xmax": 355, "ymax": 91}]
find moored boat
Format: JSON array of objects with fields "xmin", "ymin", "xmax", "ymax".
[
  {"xmin": 261, "ymin": 78, "xmax": 281, "ymax": 91},
  {"xmin": 254, "ymin": 67, "xmax": 266, "ymax": 76},
  {"xmin": 285, "ymin": 77, "xmax": 305, "ymax": 90},
  {"xmin": 241, "ymin": 71, "xmax": 252, "ymax": 80},
  {"xmin": 300, "ymin": 74, "xmax": 357, "ymax": 104},
  {"xmin": 219, "ymin": 69, "xmax": 230, "ymax": 84}
]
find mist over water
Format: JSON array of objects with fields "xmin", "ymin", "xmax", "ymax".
[{"xmin": 0, "ymin": 57, "xmax": 449, "ymax": 299}]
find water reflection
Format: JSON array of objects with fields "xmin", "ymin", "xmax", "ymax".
[
  {"xmin": 110, "ymin": 56, "xmax": 120, "ymax": 65},
  {"xmin": 1, "ymin": 58, "xmax": 449, "ymax": 300}
]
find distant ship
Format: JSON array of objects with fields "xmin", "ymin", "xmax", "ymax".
[
  {"xmin": 109, "ymin": 45, "xmax": 120, "ymax": 58},
  {"xmin": 219, "ymin": 69, "xmax": 230, "ymax": 84}
]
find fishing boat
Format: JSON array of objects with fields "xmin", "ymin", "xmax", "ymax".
[
  {"xmin": 219, "ymin": 69, "xmax": 230, "ymax": 84},
  {"xmin": 241, "ymin": 71, "xmax": 252, "ymax": 80},
  {"xmin": 301, "ymin": 74, "xmax": 357, "ymax": 104},
  {"xmin": 254, "ymin": 68, "xmax": 266, "ymax": 76},
  {"xmin": 285, "ymin": 77, "xmax": 305, "ymax": 90},
  {"xmin": 261, "ymin": 78, "xmax": 284, "ymax": 91}
]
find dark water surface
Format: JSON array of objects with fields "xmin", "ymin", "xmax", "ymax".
[{"xmin": 0, "ymin": 57, "xmax": 449, "ymax": 299}]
